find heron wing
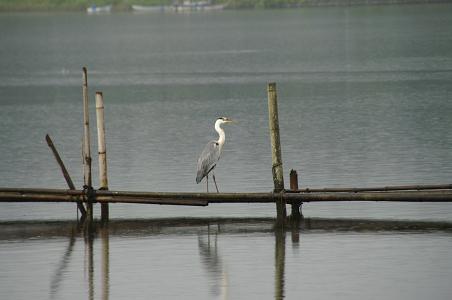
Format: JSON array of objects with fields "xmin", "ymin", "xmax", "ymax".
[{"xmin": 196, "ymin": 140, "xmax": 221, "ymax": 183}]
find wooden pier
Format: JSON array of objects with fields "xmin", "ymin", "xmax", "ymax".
[
  {"xmin": 0, "ymin": 185, "xmax": 452, "ymax": 206},
  {"xmin": 1, "ymin": 69, "xmax": 452, "ymax": 223},
  {"xmin": 1, "ymin": 185, "xmax": 452, "ymax": 206}
]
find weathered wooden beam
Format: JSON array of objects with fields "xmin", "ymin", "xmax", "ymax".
[
  {"xmin": 267, "ymin": 82, "xmax": 286, "ymax": 221},
  {"xmin": 95, "ymin": 92, "xmax": 109, "ymax": 222},
  {"xmin": 46, "ymin": 135, "xmax": 76, "ymax": 190},
  {"xmin": 0, "ymin": 188, "xmax": 82, "ymax": 195},
  {"xmin": 0, "ymin": 192, "xmax": 83, "ymax": 202},
  {"xmin": 95, "ymin": 196, "xmax": 208, "ymax": 206},
  {"xmin": 0, "ymin": 191, "xmax": 207, "ymax": 206},
  {"xmin": 45, "ymin": 134, "xmax": 86, "ymax": 217},
  {"xmin": 286, "ymin": 184, "xmax": 452, "ymax": 193},
  {"xmin": 1, "ymin": 188, "xmax": 452, "ymax": 204},
  {"xmin": 284, "ymin": 190, "xmax": 452, "ymax": 202},
  {"xmin": 95, "ymin": 190, "xmax": 276, "ymax": 201}
]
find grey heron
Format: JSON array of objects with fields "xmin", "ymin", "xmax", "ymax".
[{"xmin": 196, "ymin": 117, "xmax": 235, "ymax": 192}]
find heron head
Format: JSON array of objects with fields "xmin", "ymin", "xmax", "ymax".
[{"xmin": 217, "ymin": 117, "xmax": 236, "ymax": 124}]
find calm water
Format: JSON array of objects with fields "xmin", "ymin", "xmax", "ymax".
[
  {"xmin": 1, "ymin": 218, "xmax": 452, "ymax": 300},
  {"xmin": 1, "ymin": 4, "xmax": 452, "ymax": 299}
]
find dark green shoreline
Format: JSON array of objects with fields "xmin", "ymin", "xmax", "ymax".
[{"xmin": 0, "ymin": 0, "xmax": 451, "ymax": 12}]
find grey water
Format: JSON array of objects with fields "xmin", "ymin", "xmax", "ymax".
[{"xmin": 1, "ymin": 4, "xmax": 452, "ymax": 299}]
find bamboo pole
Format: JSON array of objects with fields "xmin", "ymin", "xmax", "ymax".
[
  {"xmin": 283, "ymin": 191, "xmax": 452, "ymax": 202},
  {"xmin": 46, "ymin": 134, "xmax": 86, "ymax": 217},
  {"xmin": 82, "ymin": 67, "xmax": 93, "ymax": 219},
  {"xmin": 1, "ymin": 188, "xmax": 452, "ymax": 204},
  {"xmin": 289, "ymin": 170, "xmax": 301, "ymax": 219},
  {"xmin": 286, "ymin": 184, "xmax": 452, "ymax": 193},
  {"xmin": 267, "ymin": 82, "xmax": 286, "ymax": 221},
  {"xmin": 96, "ymin": 92, "xmax": 109, "ymax": 222}
]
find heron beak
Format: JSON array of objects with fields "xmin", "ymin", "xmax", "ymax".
[{"xmin": 227, "ymin": 119, "xmax": 237, "ymax": 124}]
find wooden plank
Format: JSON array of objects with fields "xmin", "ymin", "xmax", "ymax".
[
  {"xmin": 0, "ymin": 193, "xmax": 83, "ymax": 202},
  {"xmin": 0, "ymin": 192, "xmax": 207, "ymax": 206},
  {"xmin": 96, "ymin": 196, "xmax": 208, "ymax": 206},
  {"xmin": 1, "ymin": 188, "xmax": 452, "ymax": 204},
  {"xmin": 284, "ymin": 190, "xmax": 452, "ymax": 202},
  {"xmin": 287, "ymin": 184, "xmax": 452, "ymax": 193},
  {"xmin": 95, "ymin": 190, "xmax": 275, "ymax": 201}
]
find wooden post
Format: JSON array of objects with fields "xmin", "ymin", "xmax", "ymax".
[
  {"xmin": 96, "ymin": 92, "xmax": 109, "ymax": 222},
  {"xmin": 46, "ymin": 134, "xmax": 86, "ymax": 217},
  {"xmin": 290, "ymin": 169, "xmax": 302, "ymax": 219},
  {"xmin": 267, "ymin": 82, "xmax": 286, "ymax": 221},
  {"xmin": 82, "ymin": 67, "xmax": 93, "ymax": 220}
]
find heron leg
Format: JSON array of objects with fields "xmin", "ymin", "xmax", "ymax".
[
  {"xmin": 206, "ymin": 175, "xmax": 209, "ymax": 193},
  {"xmin": 212, "ymin": 172, "xmax": 219, "ymax": 193}
]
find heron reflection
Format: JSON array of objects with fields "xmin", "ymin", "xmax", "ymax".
[{"xmin": 198, "ymin": 225, "xmax": 228, "ymax": 299}]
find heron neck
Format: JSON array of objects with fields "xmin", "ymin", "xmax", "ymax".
[{"xmin": 215, "ymin": 121, "xmax": 225, "ymax": 149}]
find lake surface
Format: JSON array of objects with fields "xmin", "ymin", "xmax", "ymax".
[{"xmin": 1, "ymin": 4, "xmax": 452, "ymax": 299}]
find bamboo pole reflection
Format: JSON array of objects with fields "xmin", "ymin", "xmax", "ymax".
[
  {"xmin": 198, "ymin": 224, "xmax": 228, "ymax": 299},
  {"xmin": 83, "ymin": 222, "xmax": 110, "ymax": 300},
  {"xmin": 100, "ymin": 225, "xmax": 110, "ymax": 300},
  {"xmin": 49, "ymin": 227, "xmax": 77, "ymax": 299},
  {"xmin": 84, "ymin": 224, "xmax": 95, "ymax": 300}
]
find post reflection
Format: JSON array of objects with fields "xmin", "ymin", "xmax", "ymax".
[
  {"xmin": 274, "ymin": 224, "xmax": 286, "ymax": 300},
  {"xmin": 82, "ymin": 222, "xmax": 110, "ymax": 300},
  {"xmin": 100, "ymin": 225, "xmax": 110, "ymax": 300},
  {"xmin": 290, "ymin": 218, "xmax": 301, "ymax": 248},
  {"xmin": 49, "ymin": 228, "xmax": 77, "ymax": 300},
  {"xmin": 198, "ymin": 224, "xmax": 229, "ymax": 299},
  {"xmin": 275, "ymin": 218, "xmax": 301, "ymax": 300},
  {"xmin": 84, "ymin": 223, "xmax": 95, "ymax": 300}
]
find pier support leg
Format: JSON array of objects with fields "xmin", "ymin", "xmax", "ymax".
[
  {"xmin": 290, "ymin": 169, "xmax": 302, "ymax": 219},
  {"xmin": 82, "ymin": 67, "xmax": 93, "ymax": 221},
  {"xmin": 267, "ymin": 82, "xmax": 286, "ymax": 223},
  {"xmin": 96, "ymin": 92, "xmax": 109, "ymax": 222}
]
